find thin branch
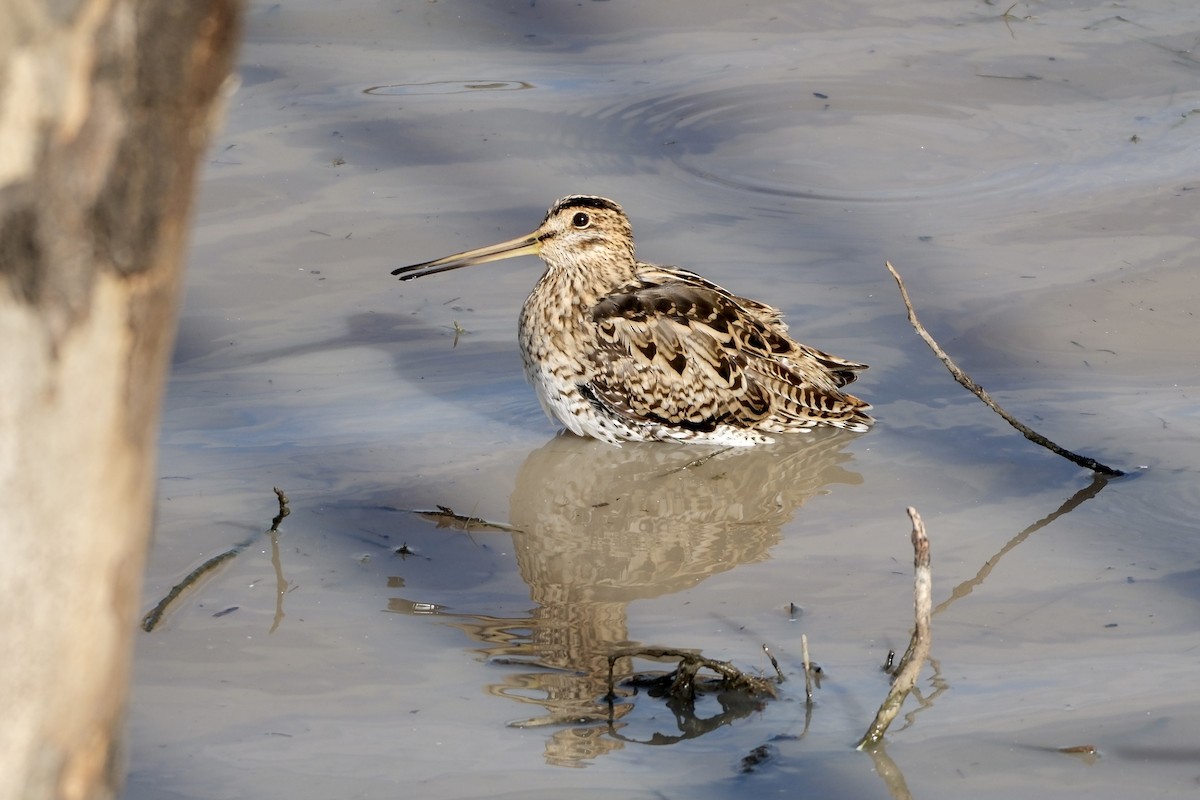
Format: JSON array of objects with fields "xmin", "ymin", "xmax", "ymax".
[
  {"xmin": 268, "ymin": 486, "xmax": 291, "ymax": 632},
  {"xmin": 412, "ymin": 505, "xmax": 518, "ymax": 532},
  {"xmin": 858, "ymin": 507, "xmax": 933, "ymax": 749},
  {"xmin": 605, "ymin": 646, "xmax": 779, "ymax": 700},
  {"xmin": 762, "ymin": 643, "xmax": 785, "ymax": 682},
  {"xmin": 801, "ymin": 634, "xmax": 814, "ymax": 707},
  {"xmin": 886, "ymin": 262, "xmax": 1123, "ymax": 476},
  {"xmin": 140, "ymin": 547, "xmax": 240, "ymax": 632},
  {"xmin": 142, "ymin": 487, "xmax": 292, "ymax": 633},
  {"xmin": 270, "ymin": 486, "xmax": 290, "ymax": 531}
]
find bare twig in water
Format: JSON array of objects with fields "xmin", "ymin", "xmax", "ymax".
[
  {"xmin": 142, "ymin": 488, "xmax": 292, "ymax": 633},
  {"xmin": 858, "ymin": 507, "xmax": 933, "ymax": 749},
  {"xmin": 270, "ymin": 486, "xmax": 290, "ymax": 531},
  {"xmin": 140, "ymin": 547, "xmax": 240, "ymax": 632},
  {"xmin": 605, "ymin": 646, "xmax": 779, "ymax": 702},
  {"xmin": 660, "ymin": 445, "xmax": 734, "ymax": 476},
  {"xmin": 886, "ymin": 262, "xmax": 1124, "ymax": 476},
  {"xmin": 762, "ymin": 643, "xmax": 786, "ymax": 682},
  {"xmin": 414, "ymin": 505, "xmax": 518, "ymax": 532},
  {"xmin": 267, "ymin": 487, "xmax": 292, "ymax": 632},
  {"xmin": 801, "ymin": 634, "xmax": 814, "ymax": 707},
  {"xmin": 1000, "ymin": 1, "xmax": 1021, "ymax": 38}
]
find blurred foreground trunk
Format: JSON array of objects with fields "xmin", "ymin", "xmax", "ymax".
[{"xmin": 0, "ymin": 2, "xmax": 241, "ymax": 798}]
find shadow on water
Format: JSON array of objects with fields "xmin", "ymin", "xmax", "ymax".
[{"xmin": 172, "ymin": 307, "xmax": 543, "ymax": 433}]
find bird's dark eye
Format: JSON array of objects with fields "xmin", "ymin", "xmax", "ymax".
[{"xmin": 571, "ymin": 212, "xmax": 590, "ymax": 229}]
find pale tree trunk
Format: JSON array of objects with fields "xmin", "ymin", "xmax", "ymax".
[{"xmin": 0, "ymin": 2, "xmax": 242, "ymax": 798}]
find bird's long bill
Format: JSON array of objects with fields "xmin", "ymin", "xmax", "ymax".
[{"xmin": 391, "ymin": 232, "xmax": 541, "ymax": 281}]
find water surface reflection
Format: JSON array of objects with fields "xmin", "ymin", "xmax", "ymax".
[{"xmin": 426, "ymin": 431, "xmax": 860, "ymax": 766}]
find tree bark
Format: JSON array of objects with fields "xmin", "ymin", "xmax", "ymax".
[{"xmin": 0, "ymin": 2, "xmax": 242, "ymax": 798}]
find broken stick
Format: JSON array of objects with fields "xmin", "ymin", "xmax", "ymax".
[
  {"xmin": 141, "ymin": 487, "xmax": 290, "ymax": 632},
  {"xmin": 886, "ymin": 261, "xmax": 1123, "ymax": 476},
  {"xmin": 857, "ymin": 507, "xmax": 932, "ymax": 749}
]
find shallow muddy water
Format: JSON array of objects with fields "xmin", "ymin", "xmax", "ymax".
[{"xmin": 127, "ymin": 1, "xmax": 1200, "ymax": 798}]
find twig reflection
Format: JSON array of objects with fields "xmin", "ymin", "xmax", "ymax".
[{"xmin": 935, "ymin": 473, "xmax": 1112, "ymax": 616}]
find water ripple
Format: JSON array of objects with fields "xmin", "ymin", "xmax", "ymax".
[{"xmin": 588, "ymin": 77, "xmax": 1200, "ymax": 204}]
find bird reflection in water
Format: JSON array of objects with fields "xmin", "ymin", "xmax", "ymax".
[{"xmin": 405, "ymin": 430, "xmax": 862, "ymax": 766}]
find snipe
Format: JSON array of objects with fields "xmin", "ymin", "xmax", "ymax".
[{"xmin": 392, "ymin": 195, "xmax": 872, "ymax": 445}]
